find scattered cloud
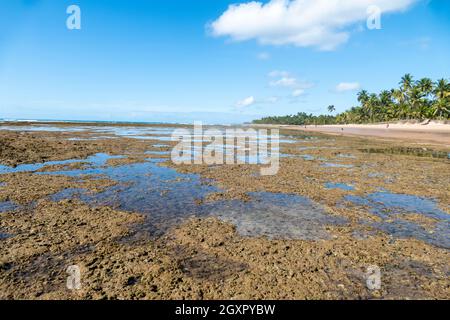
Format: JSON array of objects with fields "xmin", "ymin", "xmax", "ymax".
[
  {"xmin": 268, "ymin": 70, "xmax": 290, "ymax": 78},
  {"xmin": 269, "ymin": 70, "xmax": 314, "ymax": 90},
  {"xmin": 270, "ymin": 76, "xmax": 298, "ymax": 88},
  {"xmin": 210, "ymin": 0, "xmax": 417, "ymax": 50},
  {"xmin": 235, "ymin": 96, "xmax": 255, "ymax": 108},
  {"xmin": 257, "ymin": 52, "xmax": 271, "ymax": 60},
  {"xmin": 335, "ymin": 82, "xmax": 361, "ymax": 92},
  {"xmin": 292, "ymin": 89, "xmax": 305, "ymax": 97}
]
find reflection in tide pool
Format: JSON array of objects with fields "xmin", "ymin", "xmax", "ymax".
[
  {"xmin": 321, "ymin": 163, "xmax": 354, "ymax": 168},
  {"xmin": 213, "ymin": 192, "xmax": 347, "ymax": 240},
  {"xmin": 346, "ymin": 192, "xmax": 450, "ymax": 248},
  {"xmin": 0, "ymin": 201, "xmax": 17, "ymax": 213},
  {"xmin": 42, "ymin": 155, "xmax": 346, "ymax": 240},
  {"xmin": 325, "ymin": 182, "xmax": 355, "ymax": 191},
  {"xmin": 0, "ymin": 153, "xmax": 124, "ymax": 175}
]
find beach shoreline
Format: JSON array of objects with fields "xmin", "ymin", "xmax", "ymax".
[{"xmin": 252, "ymin": 121, "xmax": 450, "ymax": 146}]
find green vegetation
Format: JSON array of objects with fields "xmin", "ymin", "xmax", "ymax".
[{"xmin": 253, "ymin": 75, "xmax": 450, "ymax": 125}]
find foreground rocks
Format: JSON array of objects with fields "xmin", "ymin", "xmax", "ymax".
[{"xmin": 1, "ymin": 203, "xmax": 449, "ymax": 299}]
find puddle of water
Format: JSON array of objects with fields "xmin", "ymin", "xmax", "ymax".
[
  {"xmin": 0, "ymin": 233, "xmax": 12, "ymax": 240},
  {"xmin": 152, "ymin": 144, "xmax": 170, "ymax": 148},
  {"xmin": 0, "ymin": 201, "xmax": 18, "ymax": 213},
  {"xmin": 145, "ymin": 150, "xmax": 170, "ymax": 155},
  {"xmin": 48, "ymin": 160, "xmax": 218, "ymax": 236},
  {"xmin": 67, "ymin": 136, "xmax": 117, "ymax": 141},
  {"xmin": 300, "ymin": 154, "xmax": 315, "ymax": 161},
  {"xmin": 325, "ymin": 182, "xmax": 355, "ymax": 191},
  {"xmin": 212, "ymin": 192, "xmax": 347, "ymax": 240},
  {"xmin": 0, "ymin": 153, "xmax": 124, "ymax": 175},
  {"xmin": 321, "ymin": 163, "xmax": 354, "ymax": 168},
  {"xmin": 45, "ymin": 155, "xmax": 346, "ymax": 240},
  {"xmin": 368, "ymin": 172, "xmax": 384, "ymax": 178},
  {"xmin": 336, "ymin": 153, "xmax": 356, "ymax": 159},
  {"xmin": 0, "ymin": 159, "xmax": 82, "ymax": 174},
  {"xmin": 345, "ymin": 192, "xmax": 450, "ymax": 248}
]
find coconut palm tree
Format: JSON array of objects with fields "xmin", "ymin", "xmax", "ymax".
[
  {"xmin": 399, "ymin": 74, "xmax": 414, "ymax": 117},
  {"xmin": 434, "ymin": 79, "xmax": 450, "ymax": 100},
  {"xmin": 418, "ymin": 78, "xmax": 434, "ymax": 97},
  {"xmin": 431, "ymin": 99, "xmax": 450, "ymax": 119},
  {"xmin": 366, "ymin": 93, "xmax": 380, "ymax": 122},
  {"xmin": 357, "ymin": 90, "xmax": 369, "ymax": 105},
  {"xmin": 431, "ymin": 79, "xmax": 450, "ymax": 119},
  {"xmin": 327, "ymin": 105, "xmax": 336, "ymax": 114},
  {"xmin": 379, "ymin": 90, "xmax": 394, "ymax": 120},
  {"xmin": 400, "ymin": 73, "xmax": 414, "ymax": 92},
  {"xmin": 409, "ymin": 86, "xmax": 426, "ymax": 119}
]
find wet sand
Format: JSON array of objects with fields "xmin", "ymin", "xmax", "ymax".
[
  {"xmin": 0, "ymin": 123, "xmax": 449, "ymax": 299},
  {"xmin": 254, "ymin": 122, "xmax": 450, "ymax": 146}
]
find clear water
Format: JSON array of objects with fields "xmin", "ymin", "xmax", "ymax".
[
  {"xmin": 325, "ymin": 182, "xmax": 355, "ymax": 191},
  {"xmin": 345, "ymin": 192, "xmax": 450, "ymax": 248},
  {"xmin": 336, "ymin": 153, "xmax": 356, "ymax": 159},
  {"xmin": 321, "ymin": 163, "xmax": 354, "ymax": 168},
  {"xmin": 45, "ymin": 156, "xmax": 345, "ymax": 239},
  {"xmin": 0, "ymin": 201, "xmax": 17, "ymax": 213},
  {"xmin": 0, "ymin": 153, "xmax": 124, "ymax": 174},
  {"xmin": 212, "ymin": 192, "xmax": 347, "ymax": 240},
  {"xmin": 300, "ymin": 154, "xmax": 315, "ymax": 161},
  {"xmin": 0, "ymin": 233, "xmax": 12, "ymax": 240}
]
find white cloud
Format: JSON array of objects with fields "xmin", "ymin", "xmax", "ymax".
[
  {"xmin": 210, "ymin": 0, "xmax": 417, "ymax": 50},
  {"xmin": 270, "ymin": 76, "xmax": 298, "ymax": 88},
  {"xmin": 236, "ymin": 96, "xmax": 255, "ymax": 108},
  {"xmin": 335, "ymin": 82, "xmax": 361, "ymax": 92},
  {"xmin": 268, "ymin": 70, "xmax": 290, "ymax": 78},
  {"xmin": 269, "ymin": 70, "xmax": 314, "ymax": 89},
  {"xmin": 257, "ymin": 52, "xmax": 271, "ymax": 60},
  {"xmin": 292, "ymin": 89, "xmax": 305, "ymax": 97}
]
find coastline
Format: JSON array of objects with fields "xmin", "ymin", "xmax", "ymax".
[{"xmin": 252, "ymin": 121, "xmax": 450, "ymax": 147}]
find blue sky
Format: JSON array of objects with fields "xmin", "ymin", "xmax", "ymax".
[{"xmin": 0, "ymin": 0, "xmax": 449, "ymax": 124}]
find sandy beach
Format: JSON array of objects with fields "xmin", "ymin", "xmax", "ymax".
[{"xmin": 253, "ymin": 121, "xmax": 450, "ymax": 146}]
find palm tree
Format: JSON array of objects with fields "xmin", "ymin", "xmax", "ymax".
[
  {"xmin": 418, "ymin": 78, "xmax": 434, "ymax": 96},
  {"xmin": 399, "ymin": 74, "xmax": 414, "ymax": 118},
  {"xmin": 400, "ymin": 73, "xmax": 414, "ymax": 92},
  {"xmin": 378, "ymin": 90, "xmax": 395, "ymax": 121},
  {"xmin": 431, "ymin": 79, "xmax": 450, "ymax": 119},
  {"xmin": 431, "ymin": 99, "xmax": 450, "ymax": 119},
  {"xmin": 357, "ymin": 90, "xmax": 369, "ymax": 105},
  {"xmin": 409, "ymin": 86, "xmax": 426, "ymax": 119},
  {"xmin": 366, "ymin": 93, "xmax": 379, "ymax": 122},
  {"xmin": 327, "ymin": 105, "xmax": 336, "ymax": 113},
  {"xmin": 434, "ymin": 79, "xmax": 450, "ymax": 100}
]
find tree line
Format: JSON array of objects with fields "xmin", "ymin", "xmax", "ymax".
[{"xmin": 252, "ymin": 75, "xmax": 449, "ymax": 125}]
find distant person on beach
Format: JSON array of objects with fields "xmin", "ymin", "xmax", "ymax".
[{"xmin": 386, "ymin": 123, "xmax": 389, "ymax": 128}]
